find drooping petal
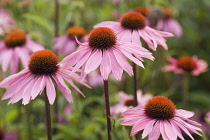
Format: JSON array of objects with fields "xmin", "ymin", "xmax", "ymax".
[
  {"xmin": 112, "ymin": 48, "xmax": 133, "ymax": 76},
  {"xmin": 45, "ymin": 76, "xmax": 56, "ymax": 105},
  {"xmin": 108, "ymin": 50, "xmax": 123, "ymax": 81},
  {"xmin": 130, "ymin": 118, "xmax": 151, "ymax": 136},
  {"xmin": 52, "ymin": 74, "xmax": 73, "ymax": 103},
  {"xmin": 148, "ymin": 121, "xmax": 161, "ymax": 140},
  {"xmin": 142, "ymin": 120, "xmax": 156, "ymax": 139},
  {"xmin": 84, "ymin": 49, "xmax": 102, "ymax": 74},
  {"xmin": 100, "ymin": 50, "xmax": 112, "ymax": 80}
]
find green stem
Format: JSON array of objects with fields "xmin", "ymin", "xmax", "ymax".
[
  {"xmin": 132, "ymin": 62, "xmax": 138, "ymax": 107},
  {"xmin": 182, "ymin": 73, "xmax": 189, "ymax": 109},
  {"xmin": 103, "ymin": 80, "xmax": 112, "ymax": 140},
  {"xmin": 44, "ymin": 90, "xmax": 52, "ymax": 140}
]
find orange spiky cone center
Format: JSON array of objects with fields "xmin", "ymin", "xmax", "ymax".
[
  {"xmin": 120, "ymin": 12, "xmax": 146, "ymax": 30},
  {"xmin": 5, "ymin": 29, "xmax": 26, "ymax": 48},
  {"xmin": 88, "ymin": 27, "xmax": 116, "ymax": 50},
  {"xmin": 177, "ymin": 57, "xmax": 196, "ymax": 72},
  {"xmin": 67, "ymin": 26, "xmax": 86, "ymax": 39},
  {"xmin": 29, "ymin": 50, "xmax": 59, "ymax": 75},
  {"xmin": 145, "ymin": 96, "xmax": 176, "ymax": 120}
]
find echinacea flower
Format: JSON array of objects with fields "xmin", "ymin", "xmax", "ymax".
[
  {"xmin": 0, "ymin": 9, "xmax": 16, "ymax": 36},
  {"xmin": 163, "ymin": 56, "xmax": 208, "ymax": 75},
  {"xmin": 110, "ymin": 90, "xmax": 152, "ymax": 118},
  {"xmin": 120, "ymin": 96, "xmax": 202, "ymax": 140},
  {"xmin": 94, "ymin": 12, "xmax": 174, "ymax": 50},
  {"xmin": 0, "ymin": 50, "xmax": 89, "ymax": 105},
  {"xmin": 155, "ymin": 8, "xmax": 183, "ymax": 38},
  {"xmin": 60, "ymin": 27, "xmax": 154, "ymax": 81},
  {"xmin": 0, "ymin": 29, "xmax": 44, "ymax": 74},
  {"xmin": 53, "ymin": 26, "xmax": 87, "ymax": 56}
]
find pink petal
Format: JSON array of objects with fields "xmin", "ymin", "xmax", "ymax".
[
  {"xmin": 176, "ymin": 109, "xmax": 194, "ymax": 118},
  {"xmin": 108, "ymin": 50, "xmax": 123, "ymax": 81},
  {"xmin": 142, "ymin": 120, "xmax": 156, "ymax": 139},
  {"xmin": 45, "ymin": 76, "xmax": 56, "ymax": 105},
  {"xmin": 52, "ymin": 74, "xmax": 72, "ymax": 103},
  {"xmin": 112, "ymin": 49, "xmax": 133, "ymax": 76},
  {"xmin": 170, "ymin": 120, "xmax": 185, "ymax": 140},
  {"xmin": 31, "ymin": 76, "xmax": 46, "ymax": 100},
  {"xmin": 84, "ymin": 49, "xmax": 102, "ymax": 74},
  {"xmin": 120, "ymin": 49, "xmax": 144, "ymax": 68},
  {"xmin": 26, "ymin": 40, "xmax": 44, "ymax": 52},
  {"xmin": 159, "ymin": 121, "xmax": 170, "ymax": 140},
  {"xmin": 100, "ymin": 50, "xmax": 112, "ymax": 80},
  {"xmin": 148, "ymin": 120, "xmax": 161, "ymax": 140},
  {"xmin": 131, "ymin": 30, "xmax": 142, "ymax": 46},
  {"xmin": 130, "ymin": 118, "xmax": 151, "ymax": 136},
  {"xmin": 164, "ymin": 121, "xmax": 177, "ymax": 140},
  {"xmin": 1, "ymin": 49, "xmax": 12, "ymax": 72}
]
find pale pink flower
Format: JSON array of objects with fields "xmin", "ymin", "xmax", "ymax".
[
  {"xmin": 0, "ymin": 50, "xmax": 89, "ymax": 105},
  {"xmin": 120, "ymin": 96, "xmax": 202, "ymax": 140},
  {"xmin": 86, "ymin": 70, "xmax": 103, "ymax": 87},
  {"xmin": 156, "ymin": 8, "xmax": 183, "ymax": 38},
  {"xmin": 60, "ymin": 27, "xmax": 154, "ymax": 81},
  {"xmin": 0, "ymin": 9, "xmax": 16, "ymax": 36},
  {"xmin": 163, "ymin": 56, "xmax": 208, "ymax": 75},
  {"xmin": 110, "ymin": 90, "xmax": 152, "ymax": 118},
  {"xmin": 0, "ymin": 29, "xmax": 44, "ymax": 74},
  {"xmin": 53, "ymin": 26, "xmax": 87, "ymax": 56},
  {"xmin": 94, "ymin": 12, "xmax": 173, "ymax": 50}
]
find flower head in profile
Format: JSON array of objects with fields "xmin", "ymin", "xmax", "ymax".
[
  {"xmin": 0, "ymin": 29, "xmax": 44, "ymax": 74},
  {"xmin": 94, "ymin": 12, "xmax": 173, "ymax": 50},
  {"xmin": 163, "ymin": 56, "xmax": 208, "ymax": 75},
  {"xmin": 155, "ymin": 8, "xmax": 183, "ymax": 38},
  {"xmin": 0, "ymin": 9, "xmax": 16, "ymax": 36},
  {"xmin": 60, "ymin": 27, "xmax": 154, "ymax": 81},
  {"xmin": 110, "ymin": 90, "xmax": 152, "ymax": 118},
  {"xmin": 0, "ymin": 50, "xmax": 89, "ymax": 105},
  {"xmin": 120, "ymin": 96, "xmax": 202, "ymax": 140},
  {"xmin": 53, "ymin": 26, "xmax": 87, "ymax": 56}
]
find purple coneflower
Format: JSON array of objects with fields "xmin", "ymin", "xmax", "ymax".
[
  {"xmin": 120, "ymin": 96, "xmax": 202, "ymax": 140},
  {"xmin": 0, "ymin": 50, "xmax": 89, "ymax": 105},
  {"xmin": 60, "ymin": 27, "xmax": 153, "ymax": 81},
  {"xmin": 53, "ymin": 26, "xmax": 87, "ymax": 56},
  {"xmin": 0, "ymin": 29, "xmax": 44, "ymax": 74},
  {"xmin": 155, "ymin": 8, "xmax": 183, "ymax": 38},
  {"xmin": 163, "ymin": 56, "xmax": 208, "ymax": 75},
  {"xmin": 94, "ymin": 12, "xmax": 173, "ymax": 50}
]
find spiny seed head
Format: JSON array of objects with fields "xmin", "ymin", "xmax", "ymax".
[
  {"xmin": 67, "ymin": 26, "xmax": 86, "ymax": 39},
  {"xmin": 88, "ymin": 27, "xmax": 116, "ymax": 50},
  {"xmin": 134, "ymin": 7, "xmax": 148, "ymax": 16},
  {"xmin": 124, "ymin": 99, "xmax": 135, "ymax": 106},
  {"xmin": 29, "ymin": 50, "xmax": 59, "ymax": 75},
  {"xmin": 5, "ymin": 29, "xmax": 26, "ymax": 48},
  {"xmin": 145, "ymin": 96, "xmax": 176, "ymax": 120},
  {"xmin": 120, "ymin": 12, "xmax": 146, "ymax": 30},
  {"xmin": 177, "ymin": 57, "xmax": 196, "ymax": 72},
  {"xmin": 163, "ymin": 8, "xmax": 173, "ymax": 19}
]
